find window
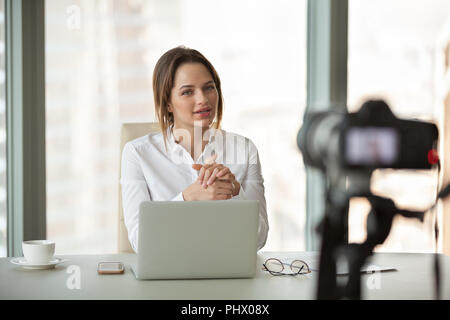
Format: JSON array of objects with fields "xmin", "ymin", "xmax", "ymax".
[
  {"xmin": 347, "ymin": 0, "xmax": 450, "ymax": 252},
  {"xmin": 45, "ymin": 0, "xmax": 307, "ymax": 254}
]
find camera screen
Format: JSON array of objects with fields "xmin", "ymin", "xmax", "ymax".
[{"xmin": 345, "ymin": 127, "xmax": 399, "ymax": 166}]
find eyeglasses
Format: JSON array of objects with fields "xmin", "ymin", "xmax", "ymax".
[{"xmin": 262, "ymin": 258, "xmax": 311, "ymax": 276}]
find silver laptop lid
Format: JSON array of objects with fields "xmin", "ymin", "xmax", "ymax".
[{"xmin": 135, "ymin": 200, "xmax": 259, "ymax": 280}]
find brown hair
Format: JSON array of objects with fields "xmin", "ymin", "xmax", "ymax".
[{"xmin": 152, "ymin": 45, "xmax": 223, "ymax": 152}]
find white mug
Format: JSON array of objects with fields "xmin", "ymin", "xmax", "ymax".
[{"xmin": 22, "ymin": 240, "xmax": 55, "ymax": 264}]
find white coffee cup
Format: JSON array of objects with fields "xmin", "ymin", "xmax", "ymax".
[{"xmin": 22, "ymin": 240, "xmax": 55, "ymax": 264}]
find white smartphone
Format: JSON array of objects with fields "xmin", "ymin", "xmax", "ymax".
[{"xmin": 97, "ymin": 262, "xmax": 125, "ymax": 274}]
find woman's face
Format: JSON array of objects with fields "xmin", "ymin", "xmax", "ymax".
[{"xmin": 168, "ymin": 62, "xmax": 218, "ymax": 131}]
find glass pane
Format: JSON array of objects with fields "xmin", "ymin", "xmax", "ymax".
[
  {"xmin": 348, "ymin": 0, "xmax": 450, "ymax": 252},
  {"xmin": 45, "ymin": 0, "xmax": 307, "ymax": 254},
  {"xmin": 0, "ymin": 0, "xmax": 6, "ymax": 257}
]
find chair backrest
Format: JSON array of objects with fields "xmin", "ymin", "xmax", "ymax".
[{"xmin": 118, "ymin": 122, "xmax": 161, "ymax": 253}]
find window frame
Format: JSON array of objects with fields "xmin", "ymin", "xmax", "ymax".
[
  {"xmin": 5, "ymin": 0, "xmax": 46, "ymax": 257},
  {"xmin": 305, "ymin": 0, "xmax": 348, "ymax": 250}
]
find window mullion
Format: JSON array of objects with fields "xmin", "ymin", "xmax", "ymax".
[
  {"xmin": 305, "ymin": 0, "xmax": 348, "ymax": 251},
  {"xmin": 6, "ymin": 0, "xmax": 46, "ymax": 257}
]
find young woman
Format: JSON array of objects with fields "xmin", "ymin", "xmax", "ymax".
[{"xmin": 120, "ymin": 46, "xmax": 269, "ymax": 252}]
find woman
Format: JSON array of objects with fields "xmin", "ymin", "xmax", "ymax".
[{"xmin": 120, "ymin": 46, "xmax": 269, "ymax": 252}]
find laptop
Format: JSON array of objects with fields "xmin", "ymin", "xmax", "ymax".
[{"xmin": 131, "ymin": 200, "xmax": 259, "ymax": 280}]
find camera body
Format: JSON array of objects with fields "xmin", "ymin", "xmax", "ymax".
[{"xmin": 298, "ymin": 100, "xmax": 439, "ymax": 172}]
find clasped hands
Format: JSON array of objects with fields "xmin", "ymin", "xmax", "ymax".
[{"xmin": 182, "ymin": 154, "xmax": 240, "ymax": 201}]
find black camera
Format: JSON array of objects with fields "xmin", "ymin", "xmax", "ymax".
[
  {"xmin": 298, "ymin": 100, "xmax": 439, "ymax": 172},
  {"xmin": 297, "ymin": 99, "xmax": 442, "ymax": 300}
]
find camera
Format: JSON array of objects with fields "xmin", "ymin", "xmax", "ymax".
[
  {"xmin": 298, "ymin": 100, "xmax": 439, "ymax": 172},
  {"xmin": 297, "ymin": 99, "xmax": 441, "ymax": 299}
]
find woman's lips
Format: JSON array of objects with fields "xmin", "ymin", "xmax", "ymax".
[{"xmin": 193, "ymin": 109, "xmax": 211, "ymax": 118}]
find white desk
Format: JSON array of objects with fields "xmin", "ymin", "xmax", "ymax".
[{"xmin": 1, "ymin": 251, "xmax": 449, "ymax": 300}]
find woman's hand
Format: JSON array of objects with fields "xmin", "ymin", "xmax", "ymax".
[
  {"xmin": 191, "ymin": 162, "xmax": 240, "ymax": 197},
  {"xmin": 182, "ymin": 179, "xmax": 233, "ymax": 201}
]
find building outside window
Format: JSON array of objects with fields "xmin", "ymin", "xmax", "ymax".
[{"xmin": 347, "ymin": 0, "xmax": 450, "ymax": 253}]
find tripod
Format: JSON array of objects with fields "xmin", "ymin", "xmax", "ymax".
[{"xmin": 316, "ymin": 183, "xmax": 424, "ymax": 300}]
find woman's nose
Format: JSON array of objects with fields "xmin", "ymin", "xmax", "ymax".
[{"xmin": 195, "ymin": 90, "xmax": 208, "ymax": 104}]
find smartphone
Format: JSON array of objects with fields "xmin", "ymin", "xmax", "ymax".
[{"xmin": 97, "ymin": 262, "xmax": 124, "ymax": 274}]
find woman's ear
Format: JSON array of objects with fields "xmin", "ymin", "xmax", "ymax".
[{"xmin": 167, "ymin": 103, "xmax": 173, "ymax": 113}]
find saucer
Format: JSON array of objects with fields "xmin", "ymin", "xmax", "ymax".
[{"xmin": 10, "ymin": 257, "xmax": 68, "ymax": 270}]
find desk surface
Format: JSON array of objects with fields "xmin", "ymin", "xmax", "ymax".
[{"xmin": 1, "ymin": 251, "xmax": 449, "ymax": 300}]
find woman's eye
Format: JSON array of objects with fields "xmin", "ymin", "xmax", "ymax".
[
  {"xmin": 182, "ymin": 90, "xmax": 192, "ymax": 96},
  {"xmin": 205, "ymin": 85, "xmax": 215, "ymax": 91}
]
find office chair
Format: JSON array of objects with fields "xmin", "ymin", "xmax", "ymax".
[{"xmin": 118, "ymin": 122, "xmax": 161, "ymax": 253}]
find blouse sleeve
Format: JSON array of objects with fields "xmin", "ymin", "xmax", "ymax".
[
  {"xmin": 120, "ymin": 142, "xmax": 185, "ymax": 253},
  {"xmin": 232, "ymin": 138, "xmax": 269, "ymax": 251},
  {"xmin": 120, "ymin": 142, "xmax": 150, "ymax": 253}
]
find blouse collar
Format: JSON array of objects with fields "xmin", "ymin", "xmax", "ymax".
[{"xmin": 166, "ymin": 124, "xmax": 221, "ymax": 156}]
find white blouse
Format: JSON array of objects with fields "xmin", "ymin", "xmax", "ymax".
[{"xmin": 120, "ymin": 125, "xmax": 269, "ymax": 253}]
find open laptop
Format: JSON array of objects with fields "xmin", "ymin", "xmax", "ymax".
[{"xmin": 131, "ymin": 200, "xmax": 259, "ymax": 280}]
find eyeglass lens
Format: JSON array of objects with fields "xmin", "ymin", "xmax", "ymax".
[
  {"xmin": 265, "ymin": 258, "xmax": 284, "ymax": 273},
  {"xmin": 264, "ymin": 259, "xmax": 309, "ymax": 275},
  {"xmin": 291, "ymin": 260, "xmax": 308, "ymax": 274}
]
